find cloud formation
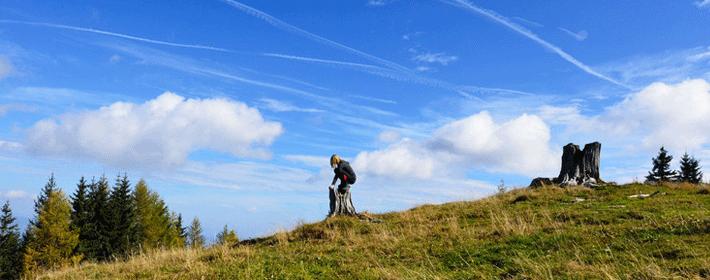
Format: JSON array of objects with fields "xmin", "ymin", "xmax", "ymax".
[
  {"xmin": 441, "ymin": 0, "xmax": 627, "ymax": 88},
  {"xmin": 696, "ymin": 0, "xmax": 710, "ymax": 9},
  {"xmin": 412, "ymin": 52, "xmax": 459, "ymax": 65},
  {"xmin": 354, "ymin": 111, "xmax": 559, "ymax": 179},
  {"xmin": 26, "ymin": 92, "xmax": 283, "ymax": 168},
  {"xmin": 0, "ymin": 56, "xmax": 12, "ymax": 79},
  {"xmin": 542, "ymin": 79, "xmax": 710, "ymax": 152},
  {"xmin": 0, "ymin": 20, "xmax": 232, "ymax": 52}
]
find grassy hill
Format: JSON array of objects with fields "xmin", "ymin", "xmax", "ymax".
[{"xmin": 41, "ymin": 183, "xmax": 709, "ymax": 279}]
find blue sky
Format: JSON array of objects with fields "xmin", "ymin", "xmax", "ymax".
[{"xmin": 1, "ymin": 0, "xmax": 710, "ymax": 239}]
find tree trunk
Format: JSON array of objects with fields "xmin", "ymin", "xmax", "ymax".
[
  {"xmin": 552, "ymin": 142, "xmax": 603, "ymax": 187},
  {"xmin": 328, "ymin": 187, "xmax": 357, "ymax": 217}
]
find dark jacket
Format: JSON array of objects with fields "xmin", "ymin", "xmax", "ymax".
[{"xmin": 332, "ymin": 160, "xmax": 356, "ymax": 185}]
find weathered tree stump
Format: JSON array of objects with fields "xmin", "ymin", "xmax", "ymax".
[
  {"xmin": 530, "ymin": 142, "xmax": 604, "ymax": 187},
  {"xmin": 328, "ymin": 186, "xmax": 357, "ymax": 217}
]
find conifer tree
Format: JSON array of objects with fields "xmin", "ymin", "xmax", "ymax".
[
  {"xmin": 70, "ymin": 177, "xmax": 91, "ymax": 256},
  {"xmin": 166, "ymin": 213, "xmax": 187, "ymax": 248},
  {"xmin": 133, "ymin": 179, "xmax": 173, "ymax": 250},
  {"xmin": 187, "ymin": 217, "xmax": 205, "ymax": 249},
  {"xmin": 108, "ymin": 174, "xmax": 136, "ymax": 257},
  {"xmin": 678, "ymin": 153, "xmax": 703, "ymax": 184},
  {"xmin": 85, "ymin": 176, "xmax": 112, "ymax": 261},
  {"xmin": 646, "ymin": 146, "xmax": 677, "ymax": 183},
  {"xmin": 215, "ymin": 225, "xmax": 238, "ymax": 246},
  {"xmin": 23, "ymin": 191, "xmax": 79, "ymax": 274},
  {"xmin": 0, "ymin": 201, "xmax": 22, "ymax": 279},
  {"xmin": 32, "ymin": 174, "xmax": 58, "ymax": 224}
]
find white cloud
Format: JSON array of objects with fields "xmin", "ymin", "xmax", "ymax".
[
  {"xmin": 558, "ymin": 27, "xmax": 588, "ymax": 41},
  {"xmin": 412, "ymin": 52, "xmax": 459, "ymax": 66},
  {"xmin": 354, "ymin": 112, "xmax": 559, "ymax": 179},
  {"xmin": 0, "ymin": 140, "xmax": 23, "ymax": 152},
  {"xmin": 367, "ymin": 0, "xmax": 396, "ymax": 7},
  {"xmin": 542, "ymin": 79, "xmax": 710, "ymax": 153},
  {"xmin": 602, "ymin": 79, "xmax": 710, "ymax": 151},
  {"xmin": 696, "ymin": 0, "xmax": 710, "ymax": 9},
  {"xmin": 0, "ymin": 56, "xmax": 13, "ymax": 79},
  {"xmin": 354, "ymin": 139, "xmax": 438, "ymax": 179},
  {"xmin": 377, "ymin": 130, "xmax": 401, "ymax": 143},
  {"xmin": 283, "ymin": 154, "xmax": 329, "ymax": 168},
  {"xmin": 0, "ymin": 190, "xmax": 29, "ymax": 199},
  {"xmin": 258, "ymin": 98, "xmax": 324, "ymax": 113},
  {"xmin": 25, "ymin": 92, "xmax": 283, "ymax": 168}
]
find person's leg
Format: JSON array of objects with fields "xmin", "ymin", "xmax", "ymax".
[{"xmin": 338, "ymin": 182, "xmax": 350, "ymax": 194}]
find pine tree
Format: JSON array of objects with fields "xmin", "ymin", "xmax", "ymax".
[
  {"xmin": 22, "ymin": 191, "xmax": 79, "ymax": 274},
  {"xmin": 0, "ymin": 201, "xmax": 22, "ymax": 279},
  {"xmin": 646, "ymin": 146, "xmax": 678, "ymax": 183},
  {"xmin": 215, "ymin": 225, "xmax": 238, "ymax": 246},
  {"xmin": 678, "ymin": 153, "xmax": 703, "ymax": 184},
  {"xmin": 187, "ymin": 217, "xmax": 205, "ymax": 249},
  {"xmin": 70, "ymin": 176, "xmax": 91, "ymax": 257},
  {"xmin": 108, "ymin": 173, "xmax": 136, "ymax": 257},
  {"xmin": 85, "ymin": 176, "xmax": 112, "ymax": 261}
]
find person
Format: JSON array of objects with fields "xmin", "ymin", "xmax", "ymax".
[{"xmin": 330, "ymin": 154, "xmax": 356, "ymax": 194}]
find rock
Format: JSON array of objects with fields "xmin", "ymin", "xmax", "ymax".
[
  {"xmin": 529, "ymin": 177, "xmax": 553, "ymax": 188},
  {"xmin": 328, "ymin": 186, "xmax": 357, "ymax": 217}
]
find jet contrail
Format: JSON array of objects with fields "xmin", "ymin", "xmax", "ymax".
[
  {"xmin": 0, "ymin": 19, "xmax": 233, "ymax": 53},
  {"xmin": 441, "ymin": 0, "xmax": 629, "ymax": 89},
  {"xmin": 262, "ymin": 53, "xmax": 388, "ymax": 70},
  {"xmin": 219, "ymin": 0, "xmax": 412, "ymax": 73}
]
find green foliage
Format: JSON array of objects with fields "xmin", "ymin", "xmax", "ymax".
[
  {"xmin": 215, "ymin": 225, "xmax": 239, "ymax": 246},
  {"xmin": 108, "ymin": 174, "xmax": 136, "ymax": 257},
  {"xmin": 32, "ymin": 174, "xmax": 58, "ymax": 225},
  {"xmin": 70, "ymin": 177, "xmax": 91, "ymax": 257},
  {"xmin": 679, "ymin": 153, "xmax": 703, "ymax": 184},
  {"xmin": 0, "ymin": 201, "xmax": 22, "ymax": 279},
  {"xmin": 646, "ymin": 146, "xmax": 678, "ymax": 182},
  {"xmin": 23, "ymin": 191, "xmax": 80, "ymax": 275},
  {"xmin": 133, "ymin": 179, "xmax": 178, "ymax": 250},
  {"xmin": 85, "ymin": 176, "xmax": 113, "ymax": 261},
  {"xmin": 187, "ymin": 217, "xmax": 205, "ymax": 249}
]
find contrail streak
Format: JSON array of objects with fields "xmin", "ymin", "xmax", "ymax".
[
  {"xmin": 0, "ymin": 19, "xmax": 233, "ymax": 53},
  {"xmin": 441, "ymin": 0, "xmax": 629, "ymax": 89},
  {"xmin": 219, "ymin": 0, "xmax": 412, "ymax": 73}
]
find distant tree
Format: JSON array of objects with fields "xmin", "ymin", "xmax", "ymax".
[
  {"xmin": 187, "ymin": 217, "xmax": 205, "ymax": 249},
  {"xmin": 70, "ymin": 176, "xmax": 91, "ymax": 257},
  {"xmin": 133, "ymin": 179, "xmax": 174, "ymax": 250},
  {"xmin": 32, "ymin": 174, "xmax": 58, "ymax": 224},
  {"xmin": 646, "ymin": 146, "xmax": 678, "ymax": 183},
  {"xmin": 108, "ymin": 174, "xmax": 136, "ymax": 257},
  {"xmin": 678, "ymin": 153, "xmax": 703, "ymax": 184},
  {"xmin": 23, "ymin": 191, "xmax": 80, "ymax": 274},
  {"xmin": 215, "ymin": 225, "xmax": 238, "ymax": 246},
  {"xmin": 169, "ymin": 213, "xmax": 187, "ymax": 248},
  {"xmin": 0, "ymin": 201, "xmax": 22, "ymax": 279},
  {"xmin": 85, "ymin": 176, "xmax": 112, "ymax": 261}
]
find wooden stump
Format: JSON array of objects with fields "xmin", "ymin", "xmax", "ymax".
[
  {"xmin": 529, "ymin": 142, "xmax": 604, "ymax": 187},
  {"xmin": 328, "ymin": 186, "xmax": 357, "ymax": 217}
]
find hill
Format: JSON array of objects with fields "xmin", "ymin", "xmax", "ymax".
[{"xmin": 41, "ymin": 183, "xmax": 710, "ymax": 279}]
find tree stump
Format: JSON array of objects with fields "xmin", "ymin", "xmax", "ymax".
[
  {"xmin": 553, "ymin": 142, "xmax": 603, "ymax": 186},
  {"xmin": 530, "ymin": 142, "xmax": 604, "ymax": 187},
  {"xmin": 328, "ymin": 186, "xmax": 357, "ymax": 217}
]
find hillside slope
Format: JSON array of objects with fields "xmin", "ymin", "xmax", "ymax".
[{"xmin": 42, "ymin": 184, "xmax": 710, "ymax": 279}]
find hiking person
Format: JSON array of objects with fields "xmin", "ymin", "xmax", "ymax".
[
  {"xmin": 330, "ymin": 154, "xmax": 356, "ymax": 193},
  {"xmin": 328, "ymin": 154, "xmax": 357, "ymax": 216}
]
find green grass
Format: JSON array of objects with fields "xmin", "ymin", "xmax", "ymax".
[{"xmin": 41, "ymin": 183, "xmax": 710, "ymax": 279}]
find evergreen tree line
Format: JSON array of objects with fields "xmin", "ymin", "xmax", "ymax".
[
  {"xmin": 0, "ymin": 174, "xmax": 239, "ymax": 278},
  {"xmin": 646, "ymin": 146, "xmax": 704, "ymax": 184}
]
